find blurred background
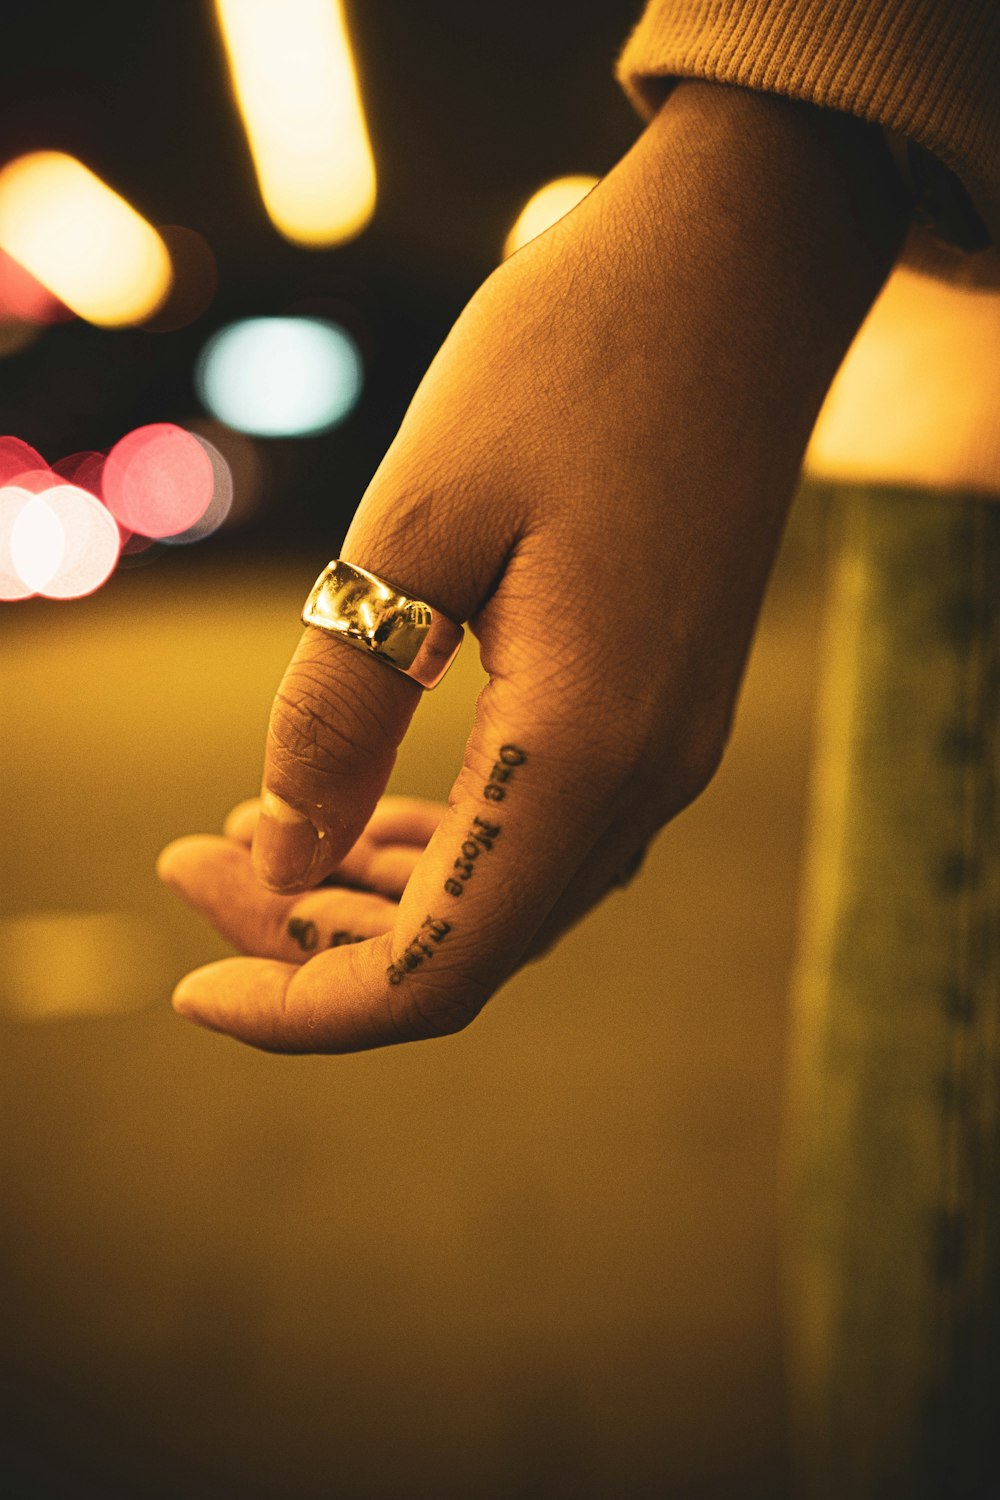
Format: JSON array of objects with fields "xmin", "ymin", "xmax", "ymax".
[{"xmin": 0, "ymin": 3, "xmax": 832, "ymax": 1495}]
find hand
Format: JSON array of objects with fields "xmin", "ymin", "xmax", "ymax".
[
  {"xmin": 159, "ymin": 793, "xmax": 445, "ymax": 961},
  {"xmin": 159, "ymin": 82, "xmax": 908, "ymax": 1051}
]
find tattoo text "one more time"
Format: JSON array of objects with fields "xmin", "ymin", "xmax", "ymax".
[
  {"xmin": 483, "ymin": 744, "xmax": 527, "ymax": 802},
  {"xmin": 444, "ymin": 816, "xmax": 501, "ymax": 898},
  {"xmin": 387, "ymin": 915, "xmax": 452, "ymax": 986}
]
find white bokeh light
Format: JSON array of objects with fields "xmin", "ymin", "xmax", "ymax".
[
  {"xmin": 196, "ymin": 317, "xmax": 363, "ymax": 437},
  {"xmin": 10, "ymin": 492, "xmax": 64, "ymax": 590},
  {"xmin": 40, "ymin": 484, "xmax": 121, "ymax": 598}
]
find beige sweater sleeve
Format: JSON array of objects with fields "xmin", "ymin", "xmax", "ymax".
[{"xmin": 616, "ymin": 0, "xmax": 1000, "ymax": 288}]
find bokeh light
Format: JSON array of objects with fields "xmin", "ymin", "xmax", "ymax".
[
  {"xmin": 186, "ymin": 419, "xmax": 265, "ymax": 530},
  {"xmin": 196, "ymin": 317, "xmax": 363, "ymax": 436},
  {"xmin": 52, "ymin": 451, "xmax": 105, "ymax": 496},
  {"xmin": 4, "ymin": 467, "xmax": 57, "ymax": 494},
  {"xmin": 40, "ymin": 485, "xmax": 121, "ymax": 598},
  {"xmin": 0, "ymin": 422, "xmax": 232, "ymax": 603},
  {"xmin": 161, "ymin": 433, "xmax": 233, "ymax": 544},
  {"xmin": 0, "ymin": 246, "xmax": 68, "ymax": 323},
  {"xmin": 0, "ymin": 480, "xmax": 122, "ymax": 600},
  {"xmin": 10, "ymin": 491, "xmax": 64, "ymax": 591},
  {"xmin": 0, "ymin": 152, "xmax": 172, "ymax": 326},
  {"xmin": 103, "ymin": 424, "xmax": 215, "ymax": 538},
  {"xmin": 0, "ymin": 487, "xmax": 37, "ymax": 600},
  {"xmin": 0, "ymin": 435, "xmax": 46, "ymax": 484},
  {"xmin": 51, "ymin": 452, "xmax": 155, "ymax": 553},
  {"xmin": 142, "ymin": 226, "xmax": 218, "ymax": 333},
  {"xmin": 214, "ymin": 0, "xmax": 376, "ymax": 247},
  {"xmin": 503, "ymin": 175, "xmax": 599, "ymax": 258},
  {"xmin": 0, "ymin": 245, "xmax": 66, "ymax": 359}
]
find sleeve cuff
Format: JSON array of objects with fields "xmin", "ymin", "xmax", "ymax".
[{"xmin": 615, "ymin": 0, "xmax": 1000, "ymax": 283}]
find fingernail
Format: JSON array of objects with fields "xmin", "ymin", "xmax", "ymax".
[{"xmin": 253, "ymin": 790, "xmax": 319, "ymax": 891}]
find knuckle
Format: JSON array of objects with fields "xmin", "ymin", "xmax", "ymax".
[
  {"xmin": 620, "ymin": 705, "xmax": 730, "ymax": 828},
  {"xmin": 665, "ymin": 718, "xmax": 729, "ymax": 810},
  {"xmin": 682, "ymin": 714, "xmax": 729, "ymax": 796}
]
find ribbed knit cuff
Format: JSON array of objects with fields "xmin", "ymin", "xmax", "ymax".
[{"xmin": 615, "ymin": 0, "xmax": 1000, "ymax": 284}]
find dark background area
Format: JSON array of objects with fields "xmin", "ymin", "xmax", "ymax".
[{"xmin": 0, "ymin": 0, "xmax": 642, "ymax": 553}]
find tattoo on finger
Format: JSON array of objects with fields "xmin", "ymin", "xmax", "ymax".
[
  {"xmin": 288, "ymin": 917, "xmax": 319, "ymax": 952},
  {"xmin": 483, "ymin": 743, "xmax": 527, "ymax": 803},
  {"xmin": 387, "ymin": 915, "xmax": 452, "ymax": 986},
  {"xmin": 287, "ymin": 918, "xmax": 370, "ymax": 952},
  {"xmin": 440, "ymin": 744, "xmax": 527, "ymax": 898},
  {"xmin": 444, "ymin": 816, "xmax": 501, "ymax": 898}
]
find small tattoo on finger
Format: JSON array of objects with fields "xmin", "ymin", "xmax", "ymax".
[{"xmin": 288, "ymin": 917, "xmax": 319, "ymax": 952}]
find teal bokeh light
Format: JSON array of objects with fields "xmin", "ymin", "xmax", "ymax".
[{"xmin": 195, "ymin": 317, "xmax": 363, "ymax": 437}]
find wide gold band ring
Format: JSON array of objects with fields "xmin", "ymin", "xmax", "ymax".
[{"xmin": 301, "ymin": 559, "xmax": 464, "ymax": 690}]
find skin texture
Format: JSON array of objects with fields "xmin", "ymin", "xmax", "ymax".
[{"xmin": 158, "ymin": 79, "xmax": 911, "ymax": 1052}]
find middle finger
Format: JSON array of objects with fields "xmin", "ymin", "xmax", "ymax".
[{"xmin": 158, "ymin": 835, "xmax": 401, "ymax": 963}]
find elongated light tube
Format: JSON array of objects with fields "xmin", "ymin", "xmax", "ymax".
[
  {"xmin": 215, "ymin": 0, "xmax": 376, "ymax": 247},
  {"xmin": 0, "ymin": 152, "xmax": 171, "ymax": 326}
]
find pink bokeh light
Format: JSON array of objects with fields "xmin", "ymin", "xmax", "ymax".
[
  {"xmin": 103, "ymin": 423, "xmax": 214, "ymax": 539},
  {"xmin": 0, "ymin": 436, "xmax": 46, "ymax": 485}
]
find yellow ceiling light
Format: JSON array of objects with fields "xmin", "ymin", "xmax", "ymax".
[
  {"xmin": 215, "ymin": 0, "xmax": 376, "ymax": 247},
  {"xmin": 0, "ymin": 152, "xmax": 171, "ymax": 327},
  {"xmin": 503, "ymin": 175, "xmax": 599, "ymax": 259}
]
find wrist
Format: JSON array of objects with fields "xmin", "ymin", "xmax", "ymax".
[{"xmin": 615, "ymin": 79, "xmax": 912, "ymax": 455}]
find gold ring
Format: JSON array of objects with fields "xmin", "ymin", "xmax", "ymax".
[{"xmin": 301, "ymin": 559, "xmax": 464, "ymax": 689}]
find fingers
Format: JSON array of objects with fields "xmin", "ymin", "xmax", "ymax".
[
  {"xmin": 365, "ymin": 796, "xmax": 446, "ymax": 847},
  {"xmin": 170, "ymin": 673, "xmax": 631, "ymax": 1052},
  {"xmin": 157, "ymin": 836, "xmax": 399, "ymax": 963},
  {"xmin": 222, "ymin": 798, "xmax": 261, "ymax": 845},
  {"xmin": 222, "ymin": 794, "xmax": 443, "ymax": 898},
  {"xmin": 339, "ymin": 843, "xmax": 424, "ymax": 898}
]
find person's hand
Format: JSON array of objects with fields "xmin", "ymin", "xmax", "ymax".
[
  {"xmin": 158, "ymin": 81, "xmax": 908, "ymax": 1052},
  {"xmin": 159, "ymin": 793, "xmax": 446, "ymax": 960}
]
